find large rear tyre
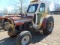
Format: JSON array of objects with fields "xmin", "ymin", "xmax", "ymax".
[
  {"xmin": 16, "ymin": 31, "xmax": 32, "ymax": 45},
  {"xmin": 43, "ymin": 17, "xmax": 54, "ymax": 34}
]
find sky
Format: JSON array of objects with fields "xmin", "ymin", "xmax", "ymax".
[
  {"xmin": 0, "ymin": 0, "xmax": 30, "ymax": 11},
  {"xmin": 0, "ymin": 0, "xmax": 60, "ymax": 13}
]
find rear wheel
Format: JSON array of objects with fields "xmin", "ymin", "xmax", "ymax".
[
  {"xmin": 43, "ymin": 17, "xmax": 54, "ymax": 34},
  {"xmin": 16, "ymin": 31, "xmax": 32, "ymax": 45}
]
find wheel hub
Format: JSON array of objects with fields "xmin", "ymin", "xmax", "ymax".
[
  {"xmin": 48, "ymin": 21, "xmax": 53, "ymax": 31},
  {"xmin": 22, "ymin": 35, "xmax": 30, "ymax": 45}
]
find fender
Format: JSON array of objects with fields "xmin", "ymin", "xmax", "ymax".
[{"xmin": 41, "ymin": 15, "xmax": 53, "ymax": 29}]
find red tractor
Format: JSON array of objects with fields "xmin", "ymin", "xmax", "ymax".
[{"xmin": 1, "ymin": 0, "xmax": 54, "ymax": 45}]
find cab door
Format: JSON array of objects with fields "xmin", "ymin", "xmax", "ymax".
[{"xmin": 37, "ymin": 3, "xmax": 46, "ymax": 28}]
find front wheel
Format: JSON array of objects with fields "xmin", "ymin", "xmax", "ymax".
[{"xmin": 16, "ymin": 31, "xmax": 32, "ymax": 45}]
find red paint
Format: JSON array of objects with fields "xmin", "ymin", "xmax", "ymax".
[
  {"xmin": 5, "ymin": 15, "xmax": 21, "ymax": 17},
  {"xmin": 0, "ymin": 16, "xmax": 6, "ymax": 19},
  {"xmin": 41, "ymin": 18, "xmax": 47, "ymax": 29},
  {"xmin": 15, "ymin": 22, "xmax": 24, "ymax": 26},
  {"xmin": 41, "ymin": 15, "xmax": 52, "ymax": 29},
  {"xmin": 10, "ymin": 17, "xmax": 21, "ymax": 20},
  {"xmin": 1, "ymin": 17, "xmax": 21, "ymax": 20}
]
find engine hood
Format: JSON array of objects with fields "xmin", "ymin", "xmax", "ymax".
[
  {"xmin": 0, "ymin": 15, "xmax": 21, "ymax": 20},
  {"xmin": 14, "ymin": 18, "xmax": 33, "ymax": 26}
]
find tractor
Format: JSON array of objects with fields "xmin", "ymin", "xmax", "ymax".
[{"xmin": 2, "ymin": 0, "xmax": 54, "ymax": 45}]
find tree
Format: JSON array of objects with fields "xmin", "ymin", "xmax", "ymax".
[
  {"xmin": 3, "ymin": 8, "xmax": 8, "ymax": 15},
  {"xmin": 20, "ymin": 0, "xmax": 23, "ymax": 14}
]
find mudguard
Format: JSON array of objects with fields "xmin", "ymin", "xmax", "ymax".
[{"xmin": 41, "ymin": 15, "xmax": 53, "ymax": 29}]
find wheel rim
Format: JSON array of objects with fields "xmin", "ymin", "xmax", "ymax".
[
  {"xmin": 21, "ymin": 35, "xmax": 30, "ymax": 45},
  {"xmin": 48, "ymin": 21, "xmax": 53, "ymax": 31}
]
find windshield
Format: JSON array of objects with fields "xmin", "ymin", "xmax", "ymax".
[{"xmin": 27, "ymin": 4, "xmax": 38, "ymax": 13}]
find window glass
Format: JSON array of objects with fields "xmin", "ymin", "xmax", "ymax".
[
  {"xmin": 27, "ymin": 4, "xmax": 38, "ymax": 13},
  {"xmin": 39, "ymin": 3, "xmax": 45, "ymax": 12},
  {"xmin": 29, "ymin": 6, "xmax": 35, "ymax": 12}
]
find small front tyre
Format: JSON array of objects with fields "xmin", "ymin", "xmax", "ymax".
[{"xmin": 16, "ymin": 31, "xmax": 32, "ymax": 45}]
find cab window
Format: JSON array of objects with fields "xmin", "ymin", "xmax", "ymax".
[
  {"xmin": 39, "ymin": 3, "xmax": 45, "ymax": 12},
  {"xmin": 27, "ymin": 4, "xmax": 38, "ymax": 13},
  {"xmin": 28, "ymin": 6, "xmax": 35, "ymax": 12}
]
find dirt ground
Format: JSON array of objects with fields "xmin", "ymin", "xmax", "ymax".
[{"xmin": 0, "ymin": 15, "xmax": 60, "ymax": 45}]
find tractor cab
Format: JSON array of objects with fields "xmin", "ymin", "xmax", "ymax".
[{"xmin": 26, "ymin": 0, "xmax": 50, "ymax": 28}]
